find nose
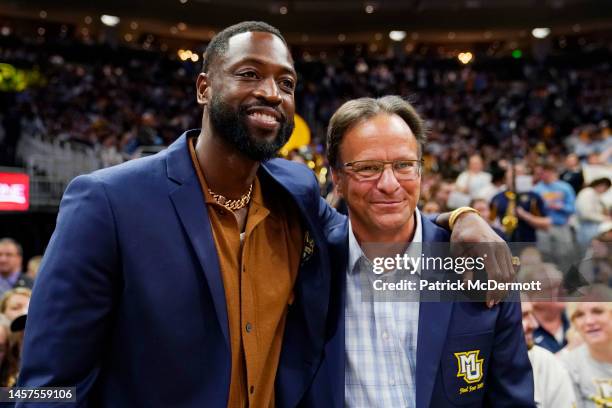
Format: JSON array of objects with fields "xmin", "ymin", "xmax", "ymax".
[
  {"xmin": 376, "ymin": 165, "xmax": 401, "ymax": 194},
  {"xmin": 583, "ymin": 312, "xmax": 597, "ymax": 325},
  {"xmin": 253, "ymin": 77, "xmax": 282, "ymax": 105}
]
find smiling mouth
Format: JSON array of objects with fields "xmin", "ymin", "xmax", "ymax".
[
  {"xmin": 248, "ymin": 111, "xmax": 279, "ymax": 125},
  {"xmin": 372, "ymin": 201, "xmax": 403, "ymax": 205}
]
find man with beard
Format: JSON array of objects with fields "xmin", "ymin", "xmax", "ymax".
[{"xmin": 18, "ymin": 22, "xmax": 512, "ymax": 407}]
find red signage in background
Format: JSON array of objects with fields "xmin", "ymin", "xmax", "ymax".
[{"xmin": 0, "ymin": 172, "xmax": 30, "ymax": 211}]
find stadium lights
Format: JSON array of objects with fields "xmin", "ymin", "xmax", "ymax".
[
  {"xmin": 531, "ymin": 27, "xmax": 550, "ymax": 39},
  {"xmin": 389, "ymin": 30, "xmax": 406, "ymax": 41},
  {"xmin": 178, "ymin": 49, "xmax": 191, "ymax": 60},
  {"xmin": 458, "ymin": 52, "xmax": 473, "ymax": 64},
  {"xmin": 100, "ymin": 15, "xmax": 120, "ymax": 27},
  {"xmin": 178, "ymin": 49, "xmax": 199, "ymax": 62},
  {"xmin": 365, "ymin": 4, "xmax": 375, "ymax": 14}
]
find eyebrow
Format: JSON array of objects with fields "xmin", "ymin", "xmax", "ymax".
[{"xmin": 229, "ymin": 57, "xmax": 297, "ymax": 77}]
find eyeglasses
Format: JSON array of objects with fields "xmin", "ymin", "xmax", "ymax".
[{"xmin": 343, "ymin": 159, "xmax": 422, "ymax": 181}]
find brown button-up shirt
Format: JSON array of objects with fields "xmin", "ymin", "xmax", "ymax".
[{"xmin": 188, "ymin": 137, "xmax": 303, "ymax": 407}]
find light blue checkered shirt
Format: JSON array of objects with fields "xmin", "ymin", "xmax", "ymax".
[{"xmin": 345, "ymin": 209, "xmax": 422, "ymax": 408}]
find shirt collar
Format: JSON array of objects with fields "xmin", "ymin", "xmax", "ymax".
[
  {"xmin": 1, "ymin": 270, "xmax": 21, "ymax": 285},
  {"xmin": 347, "ymin": 207, "xmax": 422, "ymax": 275}
]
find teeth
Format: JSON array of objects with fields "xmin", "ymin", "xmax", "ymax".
[{"xmin": 250, "ymin": 112, "xmax": 277, "ymax": 123}]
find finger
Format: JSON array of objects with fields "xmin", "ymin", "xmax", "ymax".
[
  {"xmin": 462, "ymin": 269, "xmax": 474, "ymax": 284},
  {"xmin": 502, "ymin": 244, "xmax": 515, "ymax": 283}
]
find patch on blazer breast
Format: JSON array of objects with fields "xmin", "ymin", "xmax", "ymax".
[{"xmin": 455, "ymin": 350, "xmax": 484, "ymax": 388}]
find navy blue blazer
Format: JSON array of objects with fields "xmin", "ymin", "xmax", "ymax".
[
  {"xmin": 299, "ymin": 214, "xmax": 535, "ymax": 407},
  {"xmin": 17, "ymin": 132, "xmax": 343, "ymax": 407}
]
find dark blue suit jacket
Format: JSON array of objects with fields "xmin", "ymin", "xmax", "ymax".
[
  {"xmin": 17, "ymin": 132, "xmax": 343, "ymax": 407},
  {"xmin": 299, "ymin": 215, "xmax": 535, "ymax": 407}
]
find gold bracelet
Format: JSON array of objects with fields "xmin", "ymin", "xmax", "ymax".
[{"xmin": 448, "ymin": 207, "xmax": 480, "ymax": 230}]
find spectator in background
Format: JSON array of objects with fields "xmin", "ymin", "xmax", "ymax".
[
  {"xmin": 477, "ymin": 163, "xmax": 507, "ymax": 202},
  {"xmin": 533, "ymin": 163, "xmax": 577, "ymax": 266},
  {"xmin": 522, "ymin": 299, "xmax": 576, "ymax": 408},
  {"xmin": 25, "ymin": 256, "xmax": 42, "ymax": 281},
  {"xmin": 532, "ymin": 301, "xmax": 570, "ymax": 353},
  {"xmin": 421, "ymin": 200, "xmax": 441, "ymax": 215},
  {"xmin": 533, "ymin": 304, "xmax": 570, "ymax": 355},
  {"xmin": 0, "ymin": 315, "xmax": 12, "ymax": 387},
  {"xmin": 560, "ymin": 153, "xmax": 584, "ymax": 194},
  {"xmin": 0, "ymin": 239, "xmax": 34, "ymax": 296},
  {"xmin": 520, "ymin": 263, "xmax": 570, "ymax": 353},
  {"xmin": 561, "ymin": 295, "xmax": 612, "ymax": 408},
  {"xmin": 470, "ymin": 198, "xmax": 506, "ymax": 240},
  {"xmin": 490, "ymin": 164, "xmax": 551, "ymax": 242},
  {"xmin": 455, "ymin": 154, "xmax": 492, "ymax": 199},
  {"xmin": 431, "ymin": 180, "xmax": 454, "ymax": 212},
  {"xmin": 0, "ymin": 288, "xmax": 31, "ymax": 322},
  {"xmin": 575, "ymin": 177, "xmax": 611, "ymax": 248},
  {"xmin": 578, "ymin": 222, "xmax": 612, "ymax": 286}
]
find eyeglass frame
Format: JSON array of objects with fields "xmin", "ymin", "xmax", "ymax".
[{"xmin": 341, "ymin": 159, "xmax": 424, "ymax": 181}]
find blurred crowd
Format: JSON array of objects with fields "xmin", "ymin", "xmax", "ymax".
[
  {"xmin": 0, "ymin": 238, "xmax": 36, "ymax": 387},
  {"xmin": 0, "ymin": 31, "xmax": 611, "ymax": 406}
]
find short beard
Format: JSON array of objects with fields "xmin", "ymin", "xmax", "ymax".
[{"xmin": 209, "ymin": 95, "xmax": 294, "ymax": 162}]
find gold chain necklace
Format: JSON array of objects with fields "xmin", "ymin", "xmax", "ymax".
[{"xmin": 208, "ymin": 184, "xmax": 253, "ymax": 211}]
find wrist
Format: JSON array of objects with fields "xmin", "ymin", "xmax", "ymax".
[{"xmin": 449, "ymin": 207, "xmax": 480, "ymax": 230}]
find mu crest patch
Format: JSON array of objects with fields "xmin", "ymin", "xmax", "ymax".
[{"xmin": 454, "ymin": 350, "xmax": 484, "ymax": 384}]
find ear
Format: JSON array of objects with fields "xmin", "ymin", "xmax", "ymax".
[
  {"xmin": 196, "ymin": 73, "xmax": 210, "ymax": 106},
  {"xmin": 331, "ymin": 168, "xmax": 344, "ymax": 198}
]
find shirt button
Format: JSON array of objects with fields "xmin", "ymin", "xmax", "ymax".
[
  {"xmin": 389, "ymin": 379, "xmax": 395, "ymax": 386},
  {"xmin": 382, "ymin": 331, "xmax": 389, "ymax": 340},
  {"xmin": 216, "ymin": 208, "xmax": 226, "ymax": 215},
  {"xmin": 245, "ymin": 322, "xmax": 252, "ymax": 333},
  {"xmin": 250, "ymin": 386, "xmax": 254, "ymax": 394}
]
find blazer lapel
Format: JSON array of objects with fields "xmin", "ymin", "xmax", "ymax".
[
  {"xmin": 260, "ymin": 161, "xmax": 330, "ymax": 354},
  {"xmin": 166, "ymin": 133, "xmax": 229, "ymax": 347},
  {"xmin": 329, "ymin": 222, "xmax": 349, "ymax": 408},
  {"xmin": 416, "ymin": 215, "xmax": 454, "ymax": 408},
  {"xmin": 260, "ymin": 161, "xmax": 331, "ymax": 407}
]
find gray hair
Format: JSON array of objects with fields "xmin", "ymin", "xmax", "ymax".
[{"xmin": 326, "ymin": 95, "xmax": 426, "ymax": 168}]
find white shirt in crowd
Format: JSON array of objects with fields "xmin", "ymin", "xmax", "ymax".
[
  {"xmin": 455, "ymin": 170, "xmax": 492, "ymax": 199},
  {"xmin": 560, "ymin": 344, "xmax": 612, "ymax": 408},
  {"xmin": 528, "ymin": 345, "xmax": 576, "ymax": 408}
]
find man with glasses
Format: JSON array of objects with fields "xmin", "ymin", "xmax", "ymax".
[{"xmin": 300, "ymin": 96, "xmax": 534, "ymax": 407}]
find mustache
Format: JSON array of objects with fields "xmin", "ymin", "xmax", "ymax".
[{"xmin": 239, "ymin": 103, "xmax": 287, "ymax": 123}]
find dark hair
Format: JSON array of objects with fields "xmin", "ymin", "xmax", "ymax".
[
  {"xmin": 591, "ymin": 177, "xmax": 611, "ymax": 189},
  {"xmin": 202, "ymin": 21, "xmax": 287, "ymax": 73},
  {"xmin": 326, "ymin": 95, "xmax": 426, "ymax": 169}
]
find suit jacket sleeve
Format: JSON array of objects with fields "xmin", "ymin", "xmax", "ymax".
[
  {"xmin": 17, "ymin": 174, "xmax": 121, "ymax": 407},
  {"xmin": 485, "ymin": 299, "xmax": 535, "ymax": 407}
]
